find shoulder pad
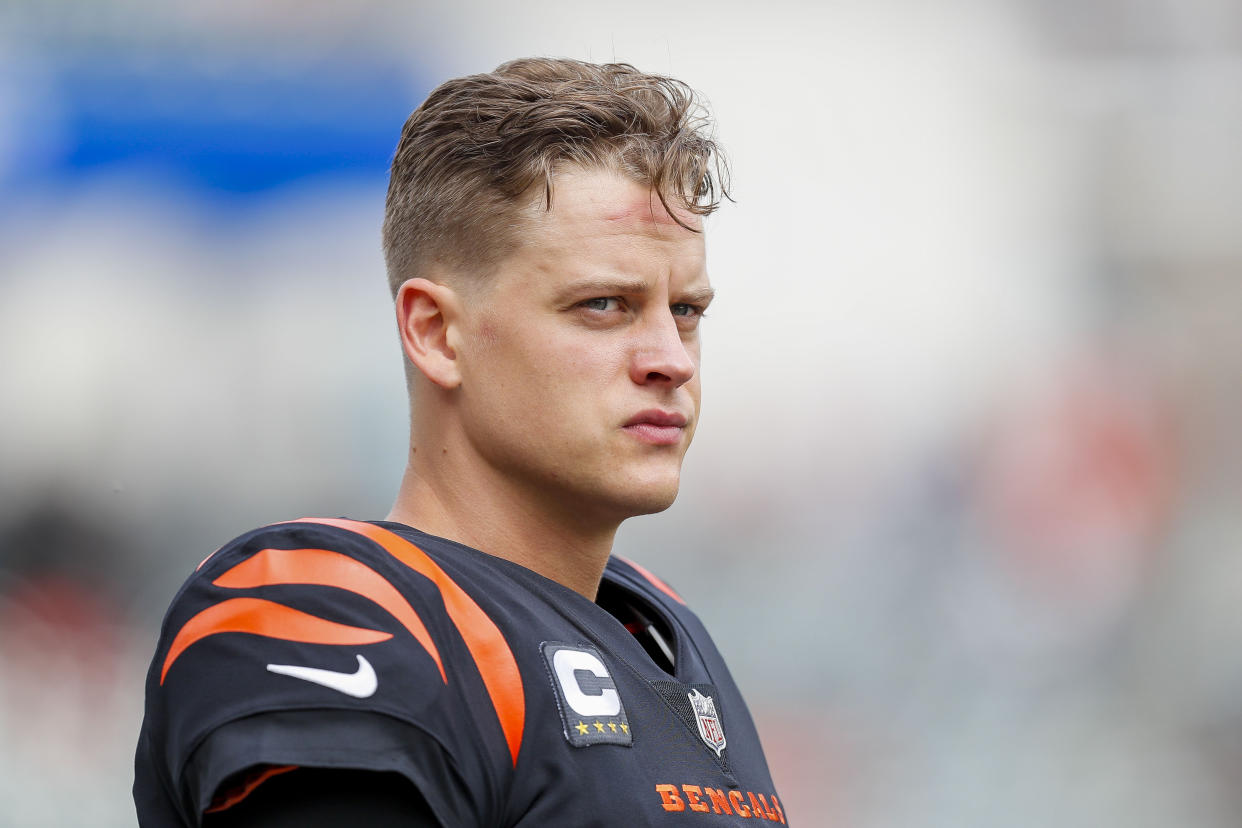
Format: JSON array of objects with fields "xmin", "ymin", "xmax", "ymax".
[{"xmin": 609, "ymin": 555, "xmax": 690, "ymax": 608}]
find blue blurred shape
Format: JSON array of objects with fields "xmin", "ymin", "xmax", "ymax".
[{"xmin": 36, "ymin": 45, "xmax": 426, "ymax": 195}]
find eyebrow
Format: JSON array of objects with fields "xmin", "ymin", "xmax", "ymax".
[
  {"xmin": 557, "ymin": 278, "xmax": 649, "ymax": 299},
  {"xmin": 556, "ymin": 278, "xmax": 716, "ymax": 306},
  {"xmin": 678, "ymin": 287, "xmax": 717, "ymax": 306}
]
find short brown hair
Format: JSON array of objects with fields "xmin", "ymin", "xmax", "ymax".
[{"xmin": 381, "ymin": 57, "xmax": 729, "ymax": 296}]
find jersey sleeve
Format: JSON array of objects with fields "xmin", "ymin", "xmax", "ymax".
[
  {"xmin": 201, "ymin": 767, "xmax": 440, "ymax": 828},
  {"xmin": 135, "ymin": 521, "xmax": 510, "ymax": 827}
]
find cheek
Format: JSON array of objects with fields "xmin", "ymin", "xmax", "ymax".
[
  {"xmin": 523, "ymin": 326, "xmax": 629, "ymax": 382},
  {"xmin": 469, "ymin": 316, "xmax": 634, "ymax": 408},
  {"xmin": 475, "ymin": 319, "xmax": 502, "ymax": 349},
  {"xmin": 475, "ymin": 331, "xmax": 603, "ymax": 408},
  {"xmin": 687, "ymin": 378, "xmax": 703, "ymax": 415},
  {"xmin": 563, "ymin": 342, "xmax": 630, "ymax": 380}
]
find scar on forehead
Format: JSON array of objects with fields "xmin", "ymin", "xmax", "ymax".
[{"xmin": 602, "ymin": 195, "xmax": 697, "ymax": 228}]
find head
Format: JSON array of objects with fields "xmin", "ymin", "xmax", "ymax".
[
  {"xmin": 384, "ymin": 58, "xmax": 729, "ymax": 529},
  {"xmin": 382, "ymin": 57, "xmax": 728, "ymax": 294}
]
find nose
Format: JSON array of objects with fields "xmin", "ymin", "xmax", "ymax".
[{"xmin": 628, "ymin": 310, "xmax": 697, "ymax": 387}]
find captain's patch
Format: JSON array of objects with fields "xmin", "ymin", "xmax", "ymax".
[{"xmin": 541, "ymin": 642, "xmax": 632, "ymax": 748}]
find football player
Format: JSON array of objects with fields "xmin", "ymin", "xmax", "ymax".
[{"xmin": 135, "ymin": 57, "xmax": 786, "ymax": 827}]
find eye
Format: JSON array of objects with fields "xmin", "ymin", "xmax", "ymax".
[
  {"xmin": 670, "ymin": 303, "xmax": 706, "ymax": 319},
  {"xmin": 580, "ymin": 297, "xmax": 623, "ymax": 312},
  {"xmin": 670, "ymin": 303, "xmax": 707, "ymax": 332}
]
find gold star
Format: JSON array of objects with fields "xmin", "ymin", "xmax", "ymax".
[
  {"xmin": 575, "ymin": 721, "xmax": 589, "ymax": 735},
  {"xmin": 620, "ymin": 723, "xmax": 629, "ymax": 734},
  {"xmin": 608, "ymin": 722, "xmax": 618, "ymax": 733},
  {"xmin": 594, "ymin": 721, "xmax": 606, "ymax": 733}
]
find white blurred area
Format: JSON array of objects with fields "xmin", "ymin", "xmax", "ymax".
[{"xmin": 2, "ymin": 0, "xmax": 1241, "ymax": 824}]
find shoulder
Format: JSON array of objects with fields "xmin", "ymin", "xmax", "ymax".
[
  {"xmin": 160, "ymin": 518, "xmax": 453, "ymax": 694},
  {"xmin": 605, "ymin": 555, "xmax": 692, "ymax": 611},
  {"xmin": 151, "ymin": 518, "xmax": 529, "ymax": 732},
  {"xmin": 137, "ymin": 518, "xmax": 514, "ymax": 824},
  {"xmin": 191, "ymin": 518, "xmax": 410, "ymax": 578},
  {"xmin": 147, "ymin": 519, "xmax": 461, "ymax": 742}
]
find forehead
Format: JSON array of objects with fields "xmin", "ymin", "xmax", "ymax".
[
  {"xmin": 593, "ymin": 188, "xmax": 695, "ymax": 228},
  {"xmin": 469, "ymin": 166, "xmax": 709, "ymax": 303},
  {"xmin": 532, "ymin": 167, "xmax": 705, "ymax": 238}
]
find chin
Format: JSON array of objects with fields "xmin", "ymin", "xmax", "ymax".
[
  {"xmin": 562, "ymin": 456, "xmax": 687, "ymax": 522},
  {"xmin": 610, "ymin": 474, "xmax": 682, "ymax": 518},
  {"xmin": 625, "ymin": 492, "xmax": 679, "ymax": 517}
]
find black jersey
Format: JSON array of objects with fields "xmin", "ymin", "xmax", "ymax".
[{"xmin": 134, "ymin": 518, "xmax": 786, "ymax": 826}]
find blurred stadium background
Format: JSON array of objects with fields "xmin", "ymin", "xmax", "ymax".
[{"xmin": 2, "ymin": 0, "xmax": 1241, "ymax": 824}]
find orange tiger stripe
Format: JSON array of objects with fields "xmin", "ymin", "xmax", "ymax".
[
  {"xmin": 213, "ymin": 547, "xmax": 446, "ymax": 682},
  {"xmin": 203, "ymin": 764, "xmax": 298, "ymax": 814},
  {"xmin": 160, "ymin": 597, "xmax": 391, "ymax": 684},
  {"xmin": 297, "ymin": 518, "xmax": 525, "ymax": 767},
  {"xmin": 618, "ymin": 556, "xmax": 687, "ymax": 605}
]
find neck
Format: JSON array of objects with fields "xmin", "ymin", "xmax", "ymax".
[{"xmin": 386, "ymin": 444, "xmax": 620, "ymax": 600}]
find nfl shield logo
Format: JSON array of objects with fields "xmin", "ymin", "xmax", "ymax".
[{"xmin": 688, "ymin": 688, "xmax": 727, "ymax": 756}]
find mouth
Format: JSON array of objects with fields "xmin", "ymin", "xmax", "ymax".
[{"xmin": 622, "ymin": 410, "xmax": 689, "ymax": 446}]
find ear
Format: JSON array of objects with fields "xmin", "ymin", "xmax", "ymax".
[{"xmin": 395, "ymin": 277, "xmax": 464, "ymax": 389}]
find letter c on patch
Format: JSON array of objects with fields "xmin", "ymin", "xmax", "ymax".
[{"xmin": 552, "ymin": 648, "xmax": 620, "ymax": 717}]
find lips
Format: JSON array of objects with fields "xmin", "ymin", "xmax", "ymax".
[
  {"xmin": 624, "ymin": 410, "xmax": 688, "ymax": 428},
  {"xmin": 623, "ymin": 410, "xmax": 689, "ymax": 446}
]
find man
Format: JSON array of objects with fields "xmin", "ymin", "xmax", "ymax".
[{"xmin": 135, "ymin": 57, "xmax": 786, "ymax": 826}]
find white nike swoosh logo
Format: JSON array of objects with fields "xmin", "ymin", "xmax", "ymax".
[{"xmin": 266, "ymin": 654, "xmax": 378, "ymax": 698}]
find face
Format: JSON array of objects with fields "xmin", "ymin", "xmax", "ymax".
[{"xmin": 451, "ymin": 167, "xmax": 713, "ymax": 526}]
